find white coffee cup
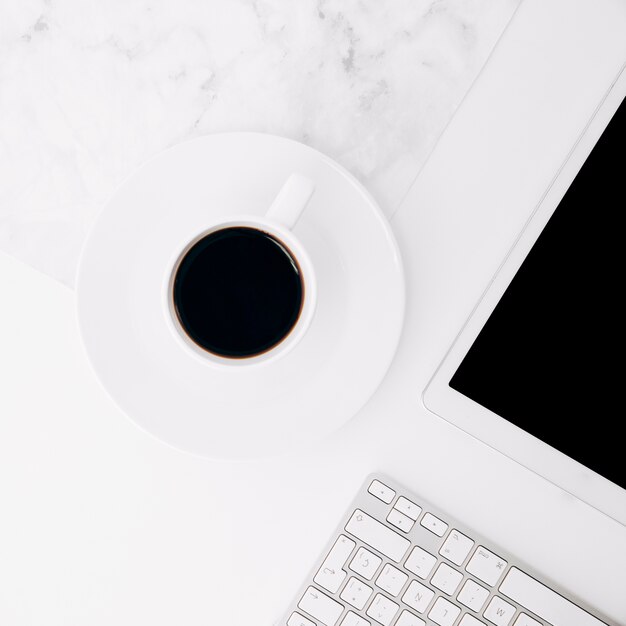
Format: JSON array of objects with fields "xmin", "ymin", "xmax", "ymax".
[{"xmin": 164, "ymin": 174, "xmax": 316, "ymax": 368}]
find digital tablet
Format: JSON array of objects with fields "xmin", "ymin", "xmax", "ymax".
[{"xmin": 424, "ymin": 64, "xmax": 626, "ymax": 525}]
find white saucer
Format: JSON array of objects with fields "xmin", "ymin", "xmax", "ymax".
[{"xmin": 76, "ymin": 133, "xmax": 404, "ymax": 458}]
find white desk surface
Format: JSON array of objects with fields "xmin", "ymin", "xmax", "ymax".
[{"xmin": 1, "ymin": 1, "xmax": 625, "ymax": 624}]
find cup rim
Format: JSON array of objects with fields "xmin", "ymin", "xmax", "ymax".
[{"xmin": 163, "ymin": 215, "xmax": 317, "ymax": 368}]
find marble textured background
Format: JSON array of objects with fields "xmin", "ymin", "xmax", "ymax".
[{"xmin": 0, "ymin": 0, "xmax": 520, "ymax": 286}]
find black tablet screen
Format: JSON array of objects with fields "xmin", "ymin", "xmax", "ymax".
[{"xmin": 450, "ymin": 96, "xmax": 625, "ymax": 490}]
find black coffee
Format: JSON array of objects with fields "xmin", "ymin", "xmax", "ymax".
[{"xmin": 172, "ymin": 227, "xmax": 303, "ymax": 358}]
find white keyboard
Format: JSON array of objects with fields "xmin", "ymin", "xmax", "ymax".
[{"xmin": 281, "ymin": 475, "xmax": 615, "ymax": 626}]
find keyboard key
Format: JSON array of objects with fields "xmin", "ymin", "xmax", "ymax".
[
  {"xmin": 341, "ymin": 611, "xmax": 370, "ymax": 626},
  {"xmin": 428, "ymin": 597, "xmax": 461, "ymax": 626},
  {"xmin": 314, "ymin": 535, "xmax": 355, "ymax": 593},
  {"xmin": 460, "ymin": 616, "xmax": 486, "ymax": 626},
  {"xmin": 368, "ymin": 480, "xmax": 395, "ymax": 504},
  {"xmin": 431, "ymin": 562, "xmax": 463, "ymax": 596},
  {"xmin": 376, "ymin": 563, "xmax": 408, "ymax": 597},
  {"xmin": 396, "ymin": 610, "xmax": 426, "ymax": 626},
  {"xmin": 484, "ymin": 596, "xmax": 516, "ymax": 626},
  {"xmin": 440, "ymin": 530, "xmax": 474, "ymax": 565},
  {"xmin": 366, "ymin": 594, "xmax": 399, "ymax": 626},
  {"xmin": 387, "ymin": 508, "xmax": 414, "ymax": 533},
  {"xmin": 394, "ymin": 497, "xmax": 422, "ymax": 520},
  {"xmin": 298, "ymin": 587, "xmax": 344, "ymax": 626},
  {"xmin": 289, "ymin": 612, "xmax": 316, "ymax": 626},
  {"xmin": 500, "ymin": 567, "xmax": 608, "ymax": 626},
  {"xmin": 457, "ymin": 579, "xmax": 490, "ymax": 613},
  {"xmin": 404, "ymin": 546, "xmax": 437, "ymax": 580},
  {"xmin": 345, "ymin": 510, "xmax": 410, "ymax": 563},
  {"xmin": 513, "ymin": 614, "xmax": 541, "ymax": 626},
  {"xmin": 420, "ymin": 512, "xmax": 448, "ymax": 537},
  {"xmin": 340, "ymin": 577, "xmax": 373, "ymax": 610},
  {"xmin": 466, "ymin": 546, "xmax": 508, "ymax": 586},
  {"xmin": 402, "ymin": 580, "xmax": 435, "ymax": 614},
  {"xmin": 349, "ymin": 547, "xmax": 382, "ymax": 581}
]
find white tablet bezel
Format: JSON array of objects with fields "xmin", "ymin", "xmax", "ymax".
[{"xmin": 424, "ymin": 64, "xmax": 626, "ymax": 526}]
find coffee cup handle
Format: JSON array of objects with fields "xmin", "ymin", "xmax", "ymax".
[{"xmin": 265, "ymin": 174, "xmax": 315, "ymax": 230}]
